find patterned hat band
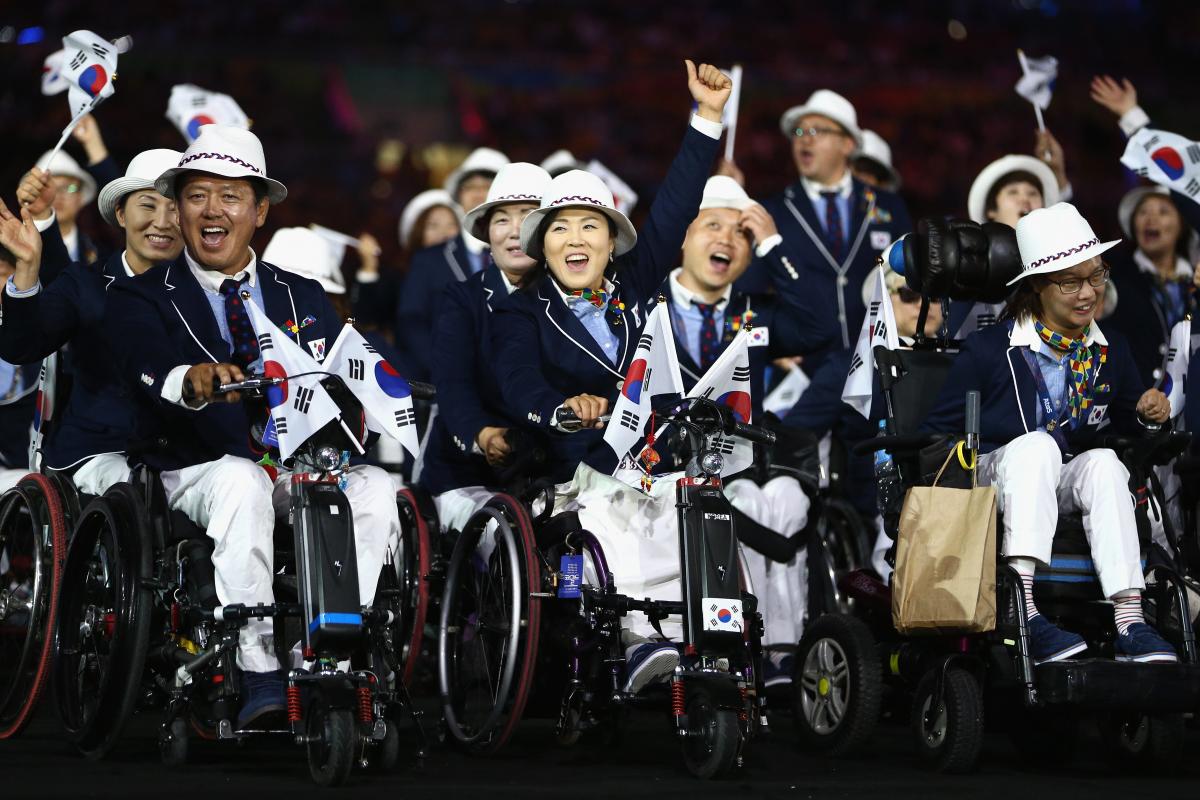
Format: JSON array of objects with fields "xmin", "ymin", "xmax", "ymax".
[
  {"xmin": 1026, "ymin": 237, "xmax": 1100, "ymax": 270},
  {"xmin": 176, "ymin": 151, "xmax": 264, "ymax": 175},
  {"xmin": 550, "ymin": 195, "xmax": 610, "ymax": 208}
]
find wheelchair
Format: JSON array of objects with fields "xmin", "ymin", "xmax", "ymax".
[
  {"xmin": 49, "ymin": 373, "xmax": 432, "ymax": 786},
  {"xmin": 435, "ymin": 397, "xmax": 774, "ymax": 779},
  {"xmin": 791, "ymin": 219, "xmax": 1200, "ymax": 773}
]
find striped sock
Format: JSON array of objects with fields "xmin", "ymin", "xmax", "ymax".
[
  {"xmin": 1009, "ymin": 557, "xmax": 1040, "ymax": 620},
  {"xmin": 1112, "ymin": 590, "xmax": 1144, "ymax": 635}
]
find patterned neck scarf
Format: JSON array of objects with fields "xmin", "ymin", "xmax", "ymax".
[
  {"xmin": 1034, "ymin": 320, "xmax": 1107, "ymax": 426},
  {"xmin": 568, "ymin": 288, "xmax": 626, "ymax": 314}
]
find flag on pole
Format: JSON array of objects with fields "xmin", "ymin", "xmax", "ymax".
[
  {"xmin": 308, "ymin": 224, "xmax": 381, "ymax": 257},
  {"xmin": 953, "ymin": 301, "xmax": 1004, "ymax": 340},
  {"xmin": 323, "ymin": 325, "xmax": 421, "ymax": 458},
  {"xmin": 604, "ymin": 302, "xmax": 684, "ymax": 462},
  {"xmin": 1161, "ymin": 318, "xmax": 1191, "ymax": 421},
  {"xmin": 842, "ymin": 265, "xmax": 900, "ymax": 418},
  {"xmin": 685, "ymin": 328, "xmax": 756, "ymax": 477},
  {"xmin": 586, "ymin": 159, "xmax": 638, "ymax": 215},
  {"xmin": 1015, "ymin": 50, "xmax": 1057, "ymax": 111},
  {"xmin": 243, "ymin": 297, "xmax": 341, "ymax": 460},
  {"xmin": 41, "ymin": 49, "xmax": 68, "ymax": 96},
  {"xmin": 722, "ymin": 64, "xmax": 743, "ymax": 162},
  {"xmin": 166, "ymin": 84, "xmax": 251, "ymax": 143},
  {"xmin": 1121, "ymin": 128, "xmax": 1200, "ymax": 205},
  {"xmin": 45, "ymin": 30, "xmax": 119, "ymax": 171}
]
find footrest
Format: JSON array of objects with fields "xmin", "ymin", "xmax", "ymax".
[{"xmin": 1034, "ymin": 658, "xmax": 1200, "ymax": 712}]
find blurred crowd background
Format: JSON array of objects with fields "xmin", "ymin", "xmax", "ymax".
[{"xmin": 4, "ymin": 0, "xmax": 1199, "ymax": 274}]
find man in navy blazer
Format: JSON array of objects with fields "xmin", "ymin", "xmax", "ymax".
[
  {"xmin": 735, "ymin": 90, "xmax": 911, "ymax": 364},
  {"xmin": 924, "ymin": 203, "xmax": 1176, "ymax": 666},
  {"xmin": 103, "ymin": 126, "xmax": 401, "ymax": 729}
]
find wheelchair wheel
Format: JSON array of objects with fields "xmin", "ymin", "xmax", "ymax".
[
  {"xmin": 0, "ymin": 475, "xmax": 67, "ymax": 739},
  {"xmin": 396, "ymin": 489, "xmax": 432, "ymax": 687},
  {"xmin": 681, "ymin": 683, "xmax": 740, "ymax": 780},
  {"xmin": 911, "ymin": 667, "xmax": 983, "ymax": 774},
  {"xmin": 1098, "ymin": 711, "xmax": 1186, "ymax": 770},
  {"xmin": 52, "ymin": 485, "xmax": 153, "ymax": 758},
  {"xmin": 306, "ymin": 693, "xmax": 355, "ymax": 787},
  {"xmin": 158, "ymin": 716, "xmax": 189, "ymax": 767},
  {"xmin": 792, "ymin": 613, "xmax": 881, "ymax": 755},
  {"xmin": 438, "ymin": 494, "xmax": 541, "ymax": 754},
  {"xmin": 808, "ymin": 498, "xmax": 868, "ymax": 616}
]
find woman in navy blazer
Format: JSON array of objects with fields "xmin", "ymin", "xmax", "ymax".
[{"xmin": 924, "ymin": 202, "xmax": 1177, "ymax": 666}]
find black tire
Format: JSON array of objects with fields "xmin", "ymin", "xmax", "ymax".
[
  {"xmin": 159, "ymin": 716, "xmax": 188, "ymax": 767},
  {"xmin": 911, "ymin": 667, "xmax": 984, "ymax": 774},
  {"xmin": 681, "ymin": 683, "xmax": 741, "ymax": 780},
  {"xmin": 1099, "ymin": 712, "xmax": 1186, "ymax": 770},
  {"xmin": 306, "ymin": 696, "xmax": 356, "ymax": 787},
  {"xmin": 437, "ymin": 495, "xmax": 541, "ymax": 755},
  {"xmin": 792, "ymin": 613, "xmax": 881, "ymax": 755},
  {"xmin": 371, "ymin": 719, "xmax": 401, "ymax": 772},
  {"xmin": 395, "ymin": 489, "xmax": 431, "ymax": 687},
  {"xmin": 52, "ymin": 487, "xmax": 153, "ymax": 759}
]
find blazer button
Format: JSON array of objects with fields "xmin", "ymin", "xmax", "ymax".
[
  {"xmin": 156, "ymin": 437, "xmax": 169, "ymax": 449},
  {"xmin": 616, "ymin": 380, "xmax": 624, "ymax": 391}
]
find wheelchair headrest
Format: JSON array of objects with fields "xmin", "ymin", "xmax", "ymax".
[{"xmin": 892, "ymin": 218, "xmax": 1021, "ymax": 303}]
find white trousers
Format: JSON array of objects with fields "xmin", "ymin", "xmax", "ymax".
[
  {"xmin": 978, "ymin": 431, "xmax": 1144, "ymax": 598},
  {"xmin": 163, "ymin": 455, "xmax": 401, "ymax": 672},
  {"xmin": 725, "ymin": 476, "xmax": 811, "ymax": 646},
  {"xmin": 434, "ymin": 485, "xmax": 496, "ymax": 534},
  {"xmin": 72, "ymin": 452, "xmax": 130, "ymax": 497}
]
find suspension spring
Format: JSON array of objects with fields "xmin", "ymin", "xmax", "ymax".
[
  {"xmin": 357, "ymin": 685, "xmax": 373, "ymax": 724},
  {"xmin": 286, "ymin": 684, "xmax": 302, "ymax": 723},
  {"xmin": 671, "ymin": 678, "xmax": 685, "ymax": 718}
]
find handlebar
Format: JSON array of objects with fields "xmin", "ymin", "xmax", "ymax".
[
  {"xmin": 731, "ymin": 420, "xmax": 776, "ymax": 447},
  {"xmin": 181, "ymin": 372, "xmax": 437, "ymax": 402},
  {"xmin": 554, "ymin": 407, "xmax": 611, "ymax": 433},
  {"xmin": 555, "ymin": 398, "xmax": 775, "ymax": 447}
]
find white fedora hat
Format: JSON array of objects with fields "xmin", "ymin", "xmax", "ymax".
[
  {"xmin": 698, "ymin": 175, "xmax": 755, "ymax": 211},
  {"xmin": 540, "ymin": 149, "xmax": 583, "ymax": 178},
  {"xmin": 97, "ymin": 148, "xmax": 184, "ymax": 226},
  {"xmin": 519, "ymin": 169, "xmax": 637, "ymax": 262},
  {"xmin": 263, "ymin": 227, "xmax": 345, "ymax": 294},
  {"xmin": 443, "ymin": 147, "xmax": 509, "ymax": 200},
  {"xmin": 398, "ymin": 189, "xmax": 461, "ymax": 246},
  {"xmin": 967, "ymin": 154, "xmax": 1059, "ymax": 224},
  {"xmin": 778, "ymin": 89, "xmax": 863, "ymax": 148},
  {"xmin": 853, "ymin": 129, "xmax": 901, "ymax": 189},
  {"xmin": 461, "ymin": 162, "xmax": 552, "ymax": 241},
  {"xmin": 155, "ymin": 125, "xmax": 287, "ymax": 204},
  {"xmin": 35, "ymin": 149, "xmax": 96, "ymax": 205},
  {"xmin": 1008, "ymin": 202, "xmax": 1121, "ymax": 286}
]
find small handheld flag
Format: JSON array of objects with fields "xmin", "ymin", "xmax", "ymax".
[
  {"xmin": 723, "ymin": 65, "xmax": 743, "ymax": 162},
  {"xmin": 1015, "ymin": 49, "xmax": 1057, "ymax": 133},
  {"xmin": 842, "ymin": 265, "xmax": 900, "ymax": 418},
  {"xmin": 41, "ymin": 49, "xmax": 68, "ymax": 96},
  {"xmin": 166, "ymin": 84, "xmax": 251, "ymax": 144},
  {"xmin": 323, "ymin": 325, "xmax": 421, "ymax": 458},
  {"xmin": 1121, "ymin": 127, "xmax": 1200, "ymax": 206},
  {"xmin": 684, "ymin": 328, "xmax": 756, "ymax": 477},
  {"xmin": 45, "ymin": 30, "xmax": 119, "ymax": 171},
  {"xmin": 1161, "ymin": 318, "xmax": 1191, "ymax": 421},
  {"xmin": 604, "ymin": 302, "xmax": 684, "ymax": 466}
]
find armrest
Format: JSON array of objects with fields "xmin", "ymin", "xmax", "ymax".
[{"xmin": 851, "ymin": 433, "xmax": 944, "ymax": 457}]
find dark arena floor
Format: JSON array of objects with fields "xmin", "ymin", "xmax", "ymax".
[{"xmin": 8, "ymin": 699, "xmax": 1200, "ymax": 799}]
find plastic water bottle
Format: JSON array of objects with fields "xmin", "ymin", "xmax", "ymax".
[{"xmin": 873, "ymin": 420, "xmax": 901, "ymax": 521}]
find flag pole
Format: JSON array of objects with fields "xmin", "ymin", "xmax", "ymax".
[
  {"xmin": 43, "ymin": 104, "xmax": 95, "ymax": 173},
  {"xmin": 724, "ymin": 64, "xmax": 743, "ymax": 162}
]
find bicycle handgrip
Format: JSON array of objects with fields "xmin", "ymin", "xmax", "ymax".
[
  {"xmin": 732, "ymin": 421, "xmax": 776, "ymax": 447},
  {"xmin": 409, "ymin": 380, "xmax": 436, "ymax": 402}
]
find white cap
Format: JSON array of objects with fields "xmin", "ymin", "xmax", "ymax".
[
  {"xmin": 156, "ymin": 125, "xmax": 286, "ymax": 203},
  {"xmin": 967, "ymin": 154, "xmax": 1059, "ymax": 225},
  {"xmin": 35, "ymin": 149, "xmax": 96, "ymax": 205},
  {"xmin": 519, "ymin": 169, "xmax": 637, "ymax": 262},
  {"xmin": 778, "ymin": 89, "xmax": 863, "ymax": 148},
  {"xmin": 443, "ymin": 147, "xmax": 509, "ymax": 200},
  {"xmin": 461, "ymin": 162, "xmax": 553, "ymax": 241},
  {"xmin": 97, "ymin": 149, "xmax": 184, "ymax": 226},
  {"xmin": 263, "ymin": 227, "xmax": 346, "ymax": 294},
  {"xmin": 698, "ymin": 175, "xmax": 755, "ymax": 211},
  {"xmin": 853, "ymin": 130, "xmax": 901, "ymax": 189},
  {"xmin": 1009, "ymin": 202, "xmax": 1121, "ymax": 286},
  {"xmin": 540, "ymin": 149, "xmax": 583, "ymax": 177},
  {"xmin": 398, "ymin": 189, "xmax": 461, "ymax": 247}
]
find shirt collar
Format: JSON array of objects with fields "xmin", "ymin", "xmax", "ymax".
[
  {"xmin": 462, "ymin": 231, "xmax": 487, "ymax": 256},
  {"xmin": 1010, "ymin": 314, "xmax": 1107, "ymax": 350},
  {"xmin": 185, "ymin": 247, "xmax": 259, "ymax": 293},
  {"xmin": 553, "ymin": 275, "xmax": 615, "ymax": 314},
  {"xmin": 61, "ymin": 226, "xmax": 79, "ymax": 259},
  {"xmin": 668, "ymin": 267, "xmax": 731, "ymax": 312},
  {"xmin": 119, "ymin": 251, "xmax": 137, "ymax": 278},
  {"xmin": 498, "ymin": 269, "xmax": 519, "ymax": 295},
  {"xmin": 801, "ymin": 169, "xmax": 853, "ymax": 205},
  {"xmin": 1134, "ymin": 249, "xmax": 1193, "ymax": 281}
]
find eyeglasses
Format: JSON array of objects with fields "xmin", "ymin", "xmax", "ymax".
[
  {"xmin": 793, "ymin": 126, "xmax": 847, "ymax": 140},
  {"xmin": 53, "ymin": 181, "xmax": 81, "ymax": 194},
  {"xmin": 1043, "ymin": 268, "xmax": 1110, "ymax": 295}
]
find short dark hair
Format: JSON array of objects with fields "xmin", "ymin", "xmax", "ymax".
[
  {"xmin": 1000, "ymin": 277, "xmax": 1044, "ymax": 323},
  {"xmin": 985, "ymin": 170, "xmax": 1043, "ymax": 216}
]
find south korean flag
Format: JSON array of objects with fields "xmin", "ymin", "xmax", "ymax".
[
  {"xmin": 687, "ymin": 328, "xmax": 756, "ymax": 477},
  {"xmin": 166, "ymin": 84, "xmax": 251, "ymax": 144},
  {"xmin": 1122, "ymin": 127, "xmax": 1200, "ymax": 206},
  {"xmin": 323, "ymin": 325, "xmax": 421, "ymax": 458},
  {"xmin": 59, "ymin": 30, "xmax": 118, "ymax": 120},
  {"xmin": 842, "ymin": 263, "xmax": 900, "ymax": 418},
  {"xmin": 604, "ymin": 302, "xmax": 684, "ymax": 466}
]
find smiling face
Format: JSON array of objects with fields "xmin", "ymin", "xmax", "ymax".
[
  {"xmin": 1034, "ymin": 256, "xmax": 1105, "ymax": 337},
  {"xmin": 487, "ymin": 202, "xmax": 539, "ymax": 277},
  {"xmin": 542, "ymin": 208, "xmax": 614, "ymax": 291},
  {"xmin": 679, "ymin": 208, "xmax": 752, "ymax": 295},
  {"xmin": 1133, "ymin": 194, "xmax": 1183, "ymax": 260},
  {"xmin": 987, "ymin": 179, "xmax": 1043, "ymax": 228},
  {"xmin": 177, "ymin": 172, "xmax": 268, "ymax": 274},
  {"xmin": 116, "ymin": 189, "xmax": 183, "ymax": 272},
  {"xmin": 790, "ymin": 113, "xmax": 854, "ymax": 185}
]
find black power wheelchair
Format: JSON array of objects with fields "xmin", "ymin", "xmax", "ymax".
[
  {"xmin": 48, "ymin": 372, "xmax": 433, "ymax": 786},
  {"xmin": 435, "ymin": 397, "xmax": 775, "ymax": 779},
  {"xmin": 791, "ymin": 219, "xmax": 1200, "ymax": 773}
]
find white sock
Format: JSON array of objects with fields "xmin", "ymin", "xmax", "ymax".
[
  {"xmin": 1009, "ymin": 557, "xmax": 1040, "ymax": 621},
  {"xmin": 1112, "ymin": 589, "xmax": 1144, "ymax": 635}
]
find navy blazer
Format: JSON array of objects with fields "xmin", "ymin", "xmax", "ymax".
[
  {"xmin": 492, "ymin": 124, "xmax": 720, "ymax": 482},
  {"xmin": 1105, "ymin": 248, "xmax": 1194, "ymax": 389},
  {"xmin": 421, "ymin": 266, "xmax": 521, "ymax": 494},
  {"xmin": 1186, "ymin": 340, "xmax": 1200, "ymax": 443},
  {"xmin": 395, "ymin": 234, "xmax": 479, "ymax": 381},
  {"xmin": 0, "ymin": 253, "xmax": 137, "ymax": 470},
  {"xmin": 104, "ymin": 256, "xmax": 344, "ymax": 472},
  {"xmin": 737, "ymin": 178, "xmax": 912, "ymax": 356},
  {"xmin": 923, "ymin": 319, "xmax": 1145, "ymax": 456}
]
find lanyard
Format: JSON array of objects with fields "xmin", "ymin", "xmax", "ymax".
[{"xmin": 1019, "ymin": 348, "xmax": 1071, "ymax": 451}]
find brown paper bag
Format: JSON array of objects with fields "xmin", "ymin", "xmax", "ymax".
[{"xmin": 892, "ymin": 444, "xmax": 997, "ymax": 634}]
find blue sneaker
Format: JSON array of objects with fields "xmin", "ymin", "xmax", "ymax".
[
  {"xmin": 623, "ymin": 642, "xmax": 679, "ymax": 694},
  {"xmin": 237, "ymin": 669, "xmax": 287, "ymax": 730},
  {"xmin": 1116, "ymin": 623, "xmax": 1178, "ymax": 663},
  {"xmin": 763, "ymin": 651, "xmax": 795, "ymax": 688},
  {"xmin": 1027, "ymin": 615, "xmax": 1088, "ymax": 664}
]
